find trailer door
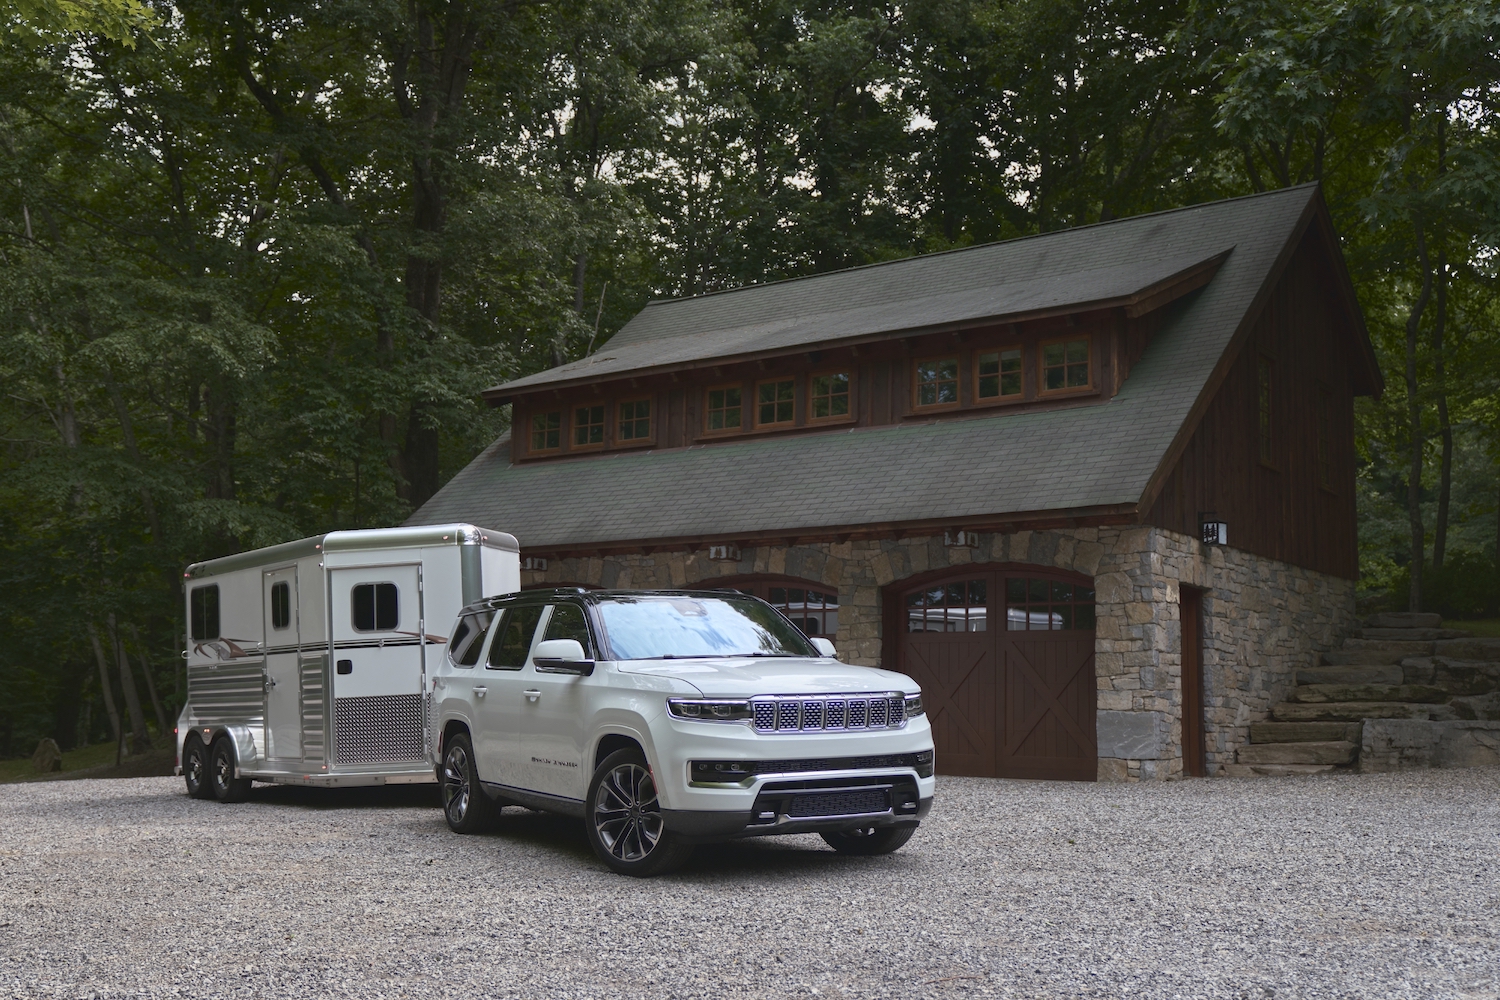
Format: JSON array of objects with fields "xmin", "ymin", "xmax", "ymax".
[
  {"xmin": 262, "ymin": 567, "xmax": 301, "ymax": 760},
  {"xmin": 329, "ymin": 563, "xmax": 425, "ymax": 767}
]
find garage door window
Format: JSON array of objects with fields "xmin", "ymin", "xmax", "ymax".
[
  {"xmin": 905, "ymin": 579, "xmax": 987, "ymax": 632},
  {"xmin": 1005, "ymin": 577, "xmax": 1095, "ymax": 630}
]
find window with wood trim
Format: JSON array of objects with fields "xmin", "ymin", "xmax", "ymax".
[
  {"xmin": 1257, "ymin": 355, "xmax": 1273, "ymax": 465},
  {"xmin": 1005, "ymin": 577, "xmax": 1094, "ymax": 631},
  {"xmin": 1040, "ymin": 336, "xmax": 1091, "ymax": 393},
  {"xmin": 705, "ymin": 385, "xmax": 743, "ymax": 432},
  {"xmin": 1316, "ymin": 384, "xmax": 1332, "ymax": 488},
  {"xmin": 573, "ymin": 404, "xmax": 605, "ymax": 447},
  {"xmin": 618, "ymin": 398, "xmax": 652, "ymax": 442},
  {"xmin": 914, "ymin": 357, "xmax": 959, "ymax": 408},
  {"xmin": 529, "ymin": 411, "xmax": 562, "ymax": 452},
  {"xmin": 905, "ymin": 578, "xmax": 987, "ymax": 632},
  {"xmin": 756, "ymin": 378, "xmax": 795, "ymax": 427},
  {"xmin": 809, "ymin": 371, "xmax": 851, "ymax": 420},
  {"xmin": 976, "ymin": 347, "xmax": 1022, "ymax": 400}
]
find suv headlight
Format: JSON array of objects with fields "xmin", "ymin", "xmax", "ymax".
[
  {"xmin": 904, "ymin": 693, "xmax": 925, "ymax": 719},
  {"xmin": 667, "ymin": 698, "xmax": 753, "ymax": 722}
]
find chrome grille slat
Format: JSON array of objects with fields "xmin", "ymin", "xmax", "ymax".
[{"xmin": 750, "ymin": 693, "xmax": 906, "ymax": 734}]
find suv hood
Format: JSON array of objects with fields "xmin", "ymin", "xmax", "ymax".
[{"xmin": 613, "ymin": 657, "xmax": 916, "ymax": 697}]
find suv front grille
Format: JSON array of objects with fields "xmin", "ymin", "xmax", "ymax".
[{"xmin": 751, "ymin": 693, "xmax": 906, "ymax": 733}]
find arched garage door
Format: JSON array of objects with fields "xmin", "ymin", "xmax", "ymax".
[{"xmin": 887, "ymin": 566, "xmax": 1097, "ymax": 781}]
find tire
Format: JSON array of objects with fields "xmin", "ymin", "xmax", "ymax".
[
  {"xmin": 820, "ymin": 824, "xmax": 916, "ymax": 856},
  {"xmin": 585, "ymin": 748, "xmax": 694, "ymax": 877},
  {"xmin": 439, "ymin": 732, "xmax": 496, "ymax": 834},
  {"xmin": 209, "ymin": 737, "xmax": 252, "ymax": 803},
  {"xmin": 182, "ymin": 735, "xmax": 213, "ymax": 800}
]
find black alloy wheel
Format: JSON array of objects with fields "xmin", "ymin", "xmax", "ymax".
[
  {"xmin": 585, "ymin": 748, "xmax": 693, "ymax": 877},
  {"xmin": 209, "ymin": 737, "xmax": 252, "ymax": 803},
  {"xmin": 182, "ymin": 735, "xmax": 212, "ymax": 800},
  {"xmin": 819, "ymin": 824, "xmax": 916, "ymax": 856},
  {"xmin": 440, "ymin": 732, "xmax": 495, "ymax": 834}
]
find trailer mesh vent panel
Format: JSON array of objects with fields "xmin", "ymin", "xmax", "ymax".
[{"xmin": 334, "ymin": 694, "xmax": 423, "ymax": 764}]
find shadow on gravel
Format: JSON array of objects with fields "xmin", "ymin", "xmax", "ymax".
[{"xmin": 242, "ymin": 783, "xmax": 442, "ymax": 811}]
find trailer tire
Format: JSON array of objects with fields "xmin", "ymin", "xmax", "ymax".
[
  {"xmin": 182, "ymin": 734, "xmax": 212, "ymax": 800},
  {"xmin": 209, "ymin": 737, "xmax": 252, "ymax": 803},
  {"xmin": 439, "ymin": 732, "xmax": 495, "ymax": 834}
]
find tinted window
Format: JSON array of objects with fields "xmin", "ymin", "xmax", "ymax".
[
  {"xmin": 190, "ymin": 585, "xmax": 220, "ymax": 641},
  {"xmin": 542, "ymin": 604, "xmax": 593, "ymax": 655},
  {"xmin": 270, "ymin": 582, "xmax": 291, "ymax": 630},
  {"xmin": 488, "ymin": 606, "xmax": 543, "ymax": 669},
  {"xmin": 449, "ymin": 611, "xmax": 494, "ymax": 668},
  {"xmin": 352, "ymin": 583, "xmax": 398, "ymax": 631},
  {"xmin": 596, "ymin": 596, "xmax": 817, "ymax": 660}
]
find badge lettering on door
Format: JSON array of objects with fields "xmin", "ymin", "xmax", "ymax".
[{"xmin": 531, "ymin": 757, "xmax": 579, "ymax": 768}]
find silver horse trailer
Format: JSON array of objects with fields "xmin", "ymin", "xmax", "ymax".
[{"xmin": 175, "ymin": 524, "xmax": 519, "ymax": 800}]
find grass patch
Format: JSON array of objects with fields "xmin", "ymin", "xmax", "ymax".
[
  {"xmin": 1451, "ymin": 618, "xmax": 1500, "ymax": 638},
  {"xmin": 0, "ymin": 741, "xmax": 174, "ymax": 784}
]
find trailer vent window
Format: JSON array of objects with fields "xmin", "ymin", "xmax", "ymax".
[
  {"xmin": 352, "ymin": 583, "xmax": 399, "ymax": 632},
  {"xmin": 190, "ymin": 585, "xmax": 220, "ymax": 641},
  {"xmin": 270, "ymin": 582, "xmax": 291, "ymax": 630}
]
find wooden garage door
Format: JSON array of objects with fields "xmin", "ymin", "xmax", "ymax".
[{"xmin": 894, "ymin": 568, "xmax": 1096, "ymax": 781}]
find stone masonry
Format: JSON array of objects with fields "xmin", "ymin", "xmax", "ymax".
[{"xmin": 524, "ymin": 526, "xmax": 1356, "ymax": 782}]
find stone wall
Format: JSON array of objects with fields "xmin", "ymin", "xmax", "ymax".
[{"xmin": 525, "ymin": 526, "xmax": 1356, "ymax": 781}]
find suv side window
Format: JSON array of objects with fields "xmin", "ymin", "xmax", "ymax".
[
  {"xmin": 542, "ymin": 603, "xmax": 594, "ymax": 657},
  {"xmin": 488, "ymin": 605, "xmax": 543, "ymax": 670},
  {"xmin": 449, "ymin": 611, "xmax": 494, "ymax": 668}
]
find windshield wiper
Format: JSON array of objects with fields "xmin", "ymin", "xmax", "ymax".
[{"xmin": 633, "ymin": 654, "xmax": 721, "ymax": 660}]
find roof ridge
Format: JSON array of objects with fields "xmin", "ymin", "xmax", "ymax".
[{"xmin": 635, "ymin": 184, "xmax": 1318, "ymax": 311}]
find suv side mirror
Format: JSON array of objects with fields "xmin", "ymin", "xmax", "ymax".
[
  {"xmin": 533, "ymin": 638, "xmax": 595, "ymax": 675},
  {"xmin": 809, "ymin": 637, "xmax": 837, "ymax": 658}
]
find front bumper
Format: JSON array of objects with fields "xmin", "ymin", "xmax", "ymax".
[{"xmin": 664, "ymin": 792, "xmax": 933, "ymax": 842}]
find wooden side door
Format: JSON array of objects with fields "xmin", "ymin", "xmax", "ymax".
[{"xmin": 898, "ymin": 574, "xmax": 997, "ymax": 777}]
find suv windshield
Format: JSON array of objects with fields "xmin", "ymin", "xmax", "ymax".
[{"xmin": 596, "ymin": 595, "xmax": 817, "ymax": 660}]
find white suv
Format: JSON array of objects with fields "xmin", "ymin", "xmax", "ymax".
[{"xmin": 432, "ymin": 588, "xmax": 935, "ymax": 875}]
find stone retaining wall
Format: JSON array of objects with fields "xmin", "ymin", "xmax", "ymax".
[{"xmin": 525, "ymin": 526, "xmax": 1356, "ymax": 781}]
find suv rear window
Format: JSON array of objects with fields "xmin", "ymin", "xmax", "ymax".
[
  {"xmin": 488, "ymin": 606, "xmax": 543, "ymax": 670},
  {"xmin": 595, "ymin": 595, "xmax": 816, "ymax": 660}
]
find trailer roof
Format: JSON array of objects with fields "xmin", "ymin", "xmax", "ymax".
[{"xmin": 183, "ymin": 524, "xmax": 518, "ymax": 580}]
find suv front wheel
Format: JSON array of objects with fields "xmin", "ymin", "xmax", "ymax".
[{"xmin": 585, "ymin": 748, "xmax": 694, "ymax": 877}]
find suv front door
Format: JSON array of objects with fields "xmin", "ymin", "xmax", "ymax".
[{"xmin": 511, "ymin": 603, "xmax": 597, "ymax": 801}]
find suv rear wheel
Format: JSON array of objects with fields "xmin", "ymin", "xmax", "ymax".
[
  {"xmin": 440, "ymin": 732, "xmax": 496, "ymax": 833},
  {"xmin": 586, "ymin": 748, "xmax": 693, "ymax": 876}
]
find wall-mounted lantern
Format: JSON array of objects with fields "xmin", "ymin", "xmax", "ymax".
[
  {"xmin": 944, "ymin": 529, "xmax": 980, "ymax": 549},
  {"xmin": 1198, "ymin": 513, "xmax": 1228, "ymax": 546},
  {"xmin": 707, "ymin": 544, "xmax": 741, "ymax": 562}
]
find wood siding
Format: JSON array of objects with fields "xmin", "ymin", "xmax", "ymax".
[{"xmin": 1145, "ymin": 228, "xmax": 1360, "ymax": 578}]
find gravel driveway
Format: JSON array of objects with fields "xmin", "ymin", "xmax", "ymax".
[{"xmin": 1, "ymin": 768, "xmax": 1497, "ymax": 1000}]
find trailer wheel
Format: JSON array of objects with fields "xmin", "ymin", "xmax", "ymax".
[
  {"xmin": 182, "ymin": 735, "xmax": 212, "ymax": 800},
  {"xmin": 439, "ymin": 732, "xmax": 495, "ymax": 834},
  {"xmin": 209, "ymin": 737, "xmax": 252, "ymax": 803}
]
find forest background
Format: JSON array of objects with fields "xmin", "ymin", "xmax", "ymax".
[{"xmin": 1, "ymin": 0, "xmax": 1497, "ymax": 758}]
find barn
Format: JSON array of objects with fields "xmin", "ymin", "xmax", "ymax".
[{"xmin": 410, "ymin": 183, "xmax": 1382, "ymax": 781}]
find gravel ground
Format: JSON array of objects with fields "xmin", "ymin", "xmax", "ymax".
[{"xmin": 1, "ymin": 769, "xmax": 1497, "ymax": 1000}]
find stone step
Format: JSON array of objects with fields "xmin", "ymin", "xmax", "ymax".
[
  {"xmin": 1289, "ymin": 683, "xmax": 1451, "ymax": 704},
  {"xmin": 1298, "ymin": 665, "xmax": 1403, "ymax": 686},
  {"xmin": 1359, "ymin": 627, "xmax": 1472, "ymax": 641},
  {"xmin": 1341, "ymin": 638, "xmax": 1436, "ymax": 656},
  {"xmin": 1272, "ymin": 701, "xmax": 1456, "ymax": 722},
  {"xmin": 1448, "ymin": 693, "xmax": 1500, "ymax": 721},
  {"xmin": 1323, "ymin": 649, "xmax": 1410, "ymax": 666},
  {"xmin": 1250, "ymin": 721, "xmax": 1363, "ymax": 744},
  {"xmin": 1434, "ymin": 638, "xmax": 1500, "ymax": 661},
  {"xmin": 1221, "ymin": 763, "xmax": 1337, "ymax": 777},
  {"xmin": 1237, "ymin": 741, "xmax": 1358, "ymax": 766},
  {"xmin": 1400, "ymin": 658, "xmax": 1500, "ymax": 694},
  {"xmin": 1366, "ymin": 612, "xmax": 1442, "ymax": 629}
]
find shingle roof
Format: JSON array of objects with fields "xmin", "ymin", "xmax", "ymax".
[{"xmin": 414, "ymin": 185, "xmax": 1329, "ymax": 549}]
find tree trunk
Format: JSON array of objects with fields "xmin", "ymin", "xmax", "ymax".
[
  {"xmin": 1404, "ymin": 218, "xmax": 1433, "ymax": 613},
  {"xmin": 109, "ymin": 615, "xmax": 152, "ymax": 753},
  {"xmin": 87, "ymin": 623, "xmax": 122, "ymax": 752},
  {"xmin": 129, "ymin": 625, "xmax": 170, "ymax": 737},
  {"xmin": 1432, "ymin": 256, "xmax": 1452, "ymax": 571}
]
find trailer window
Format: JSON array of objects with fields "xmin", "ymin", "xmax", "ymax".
[
  {"xmin": 270, "ymin": 582, "xmax": 291, "ymax": 630},
  {"xmin": 449, "ymin": 612, "xmax": 494, "ymax": 668},
  {"xmin": 488, "ymin": 606, "xmax": 542, "ymax": 670},
  {"xmin": 190, "ymin": 585, "xmax": 220, "ymax": 641},
  {"xmin": 352, "ymin": 582, "xmax": 399, "ymax": 631}
]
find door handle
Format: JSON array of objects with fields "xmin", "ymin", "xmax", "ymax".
[
  {"xmin": 265, "ymin": 676, "xmax": 277, "ymax": 689},
  {"xmin": 523, "ymin": 688, "xmax": 541, "ymax": 702},
  {"xmin": 473, "ymin": 685, "xmax": 487, "ymax": 698}
]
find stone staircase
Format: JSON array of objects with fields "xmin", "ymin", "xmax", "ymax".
[{"xmin": 1224, "ymin": 612, "xmax": 1500, "ymax": 777}]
